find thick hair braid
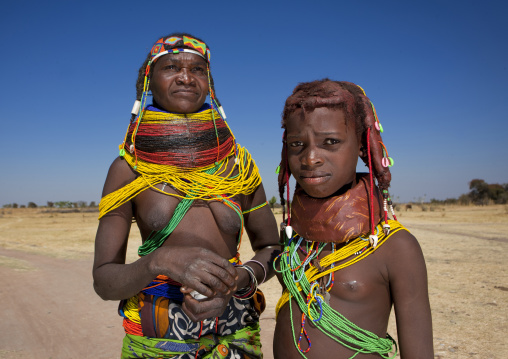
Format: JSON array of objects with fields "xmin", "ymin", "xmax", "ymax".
[
  {"xmin": 358, "ymin": 94, "xmax": 391, "ymax": 190},
  {"xmin": 278, "ymin": 79, "xmax": 392, "ymax": 207}
]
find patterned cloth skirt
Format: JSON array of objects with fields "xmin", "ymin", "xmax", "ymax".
[{"xmin": 120, "ymin": 282, "xmax": 266, "ymax": 359}]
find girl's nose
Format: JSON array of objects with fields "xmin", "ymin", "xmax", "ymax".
[{"xmin": 301, "ymin": 146, "xmax": 323, "ymax": 167}]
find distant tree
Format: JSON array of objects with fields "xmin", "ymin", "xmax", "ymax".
[
  {"xmin": 12, "ymin": 203, "xmax": 18, "ymax": 208},
  {"xmin": 268, "ymin": 196, "xmax": 277, "ymax": 209},
  {"xmin": 498, "ymin": 184, "xmax": 508, "ymax": 204},
  {"xmin": 3, "ymin": 204, "xmax": 12, "ymax": 208},
  {"xmin": 468, "ymin": 179, "xmax": 508, "ymax": 205},
  {"xmin": 469, "ymin": 179, "xmax": 489, "ymax": 205},
  {"xmin": 488, "ymin": 184, "xmax": 506, "ymax": 204},
  {"xmin": 458, "ymin": 194, "xmax": 471, "ymax": 205},
  {"xmin": 77, "ymin": 201, "xmax": 87, "ymax": 208},
  {"xmin": 27, "ymin": 202, "xmax": 38, "ymax": 208},
  {"xmin": 20, "ymin": 205, "xmax": 26, "ymax": 208},
  {"xmin": 47, "ymin": 201, "xmax": 54, "ymax": 208},
  {"xmin": 444, "ymin": 198, "xmax": 458, "ymax": 205},
  {"xmin": 55, "ymin": 201, "xmax": 73, "ymax": 208},
  {"xmin": 89, "ymin": 201, "xmax": 97, "ymax": 207}
]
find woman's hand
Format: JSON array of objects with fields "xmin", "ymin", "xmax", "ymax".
[
  {"xmin": 152, "ymin": 246, "xmax": 238, "ymax": 299},
  {"xmin": 180, "ymin": 291, "xmax": 234, "ymax": 322},
  {"xmin": 178, "ymin": 265, "xmax": 251, "ymax": 321}
]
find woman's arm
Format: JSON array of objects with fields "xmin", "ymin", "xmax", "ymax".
[
  {"xmin": 93, "ymin": 158, "xmax": 238, "ymax": 302},
  {"xmin": 387, "ymin": 230, "xmax": 434, "ymax": 358},
  {"xmin": 241, "ymin": 182, "xmax": 281, "ymax": 285}
]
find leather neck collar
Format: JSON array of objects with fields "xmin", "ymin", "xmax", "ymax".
[{"xmin": 290, "ymin": 173, "xmax": 383, "ymax": 243}]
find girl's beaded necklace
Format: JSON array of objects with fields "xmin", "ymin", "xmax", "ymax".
[{"xmin": 274, "ymin": 220, "xmax": 404, "ymax": 359}]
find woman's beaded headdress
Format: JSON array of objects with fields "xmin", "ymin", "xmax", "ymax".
[{"xmin": 121, "ymin": 35, "xmax": 228, "ymax": 168}]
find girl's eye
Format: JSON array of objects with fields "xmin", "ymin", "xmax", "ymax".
[
  {"xmin": 289, "ymin": 141, "xmax": 303, "ymax": 147},
  {"xmin": 324, "ymin": 138, "xmax": 340, "ymax": 145}
]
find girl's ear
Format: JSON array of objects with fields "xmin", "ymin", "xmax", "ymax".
[{"xmin": 359, "ymin": 145, "xmax": 366, "ymax": 158}]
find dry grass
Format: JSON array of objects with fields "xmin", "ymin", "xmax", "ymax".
[{"xmin": 0, "ymin": 205, "xmax": 507, "ymax": 358}]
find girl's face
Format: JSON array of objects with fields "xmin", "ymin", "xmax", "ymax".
[
  {"xmin": 150, "ymin": 52, "xmax": 208, "ymax": 113},
  {"xmin": 286, "ymin": 107, "xmax": 361, "ymax": 198}
]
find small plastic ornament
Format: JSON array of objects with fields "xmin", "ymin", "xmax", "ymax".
[
  {"xmin": 383, "ymin": 223, "xmax": 391, "ymax": 235},
  {"xmin": 190, "ymin": 290, "xmax": 208, "ymax": 301},
  {"xmin": 369, "ymin": 234, "xmax": 379, "ymax": 248},
  {"xmin": 382, "ymin": 157, "xmax": 394, "ymax": 167}
]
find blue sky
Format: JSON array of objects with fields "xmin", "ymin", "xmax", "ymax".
[{"xmin": 1, "ymin": 0, "xmax": 507, "ymax": 206}]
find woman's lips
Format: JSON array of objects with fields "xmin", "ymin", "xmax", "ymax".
[{"xmin": 172, "ymin": 89, "xmax": 197, "ymax": 97}]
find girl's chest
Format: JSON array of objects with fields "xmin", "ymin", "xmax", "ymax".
[{"xmin": 295, "ymin": 245, "xmax": 389, "ymax": 304}]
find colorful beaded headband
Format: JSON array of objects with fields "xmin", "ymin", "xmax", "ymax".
[{"xmin": 150, "ymin": 35, "xmax": 211, "ymax": 63}]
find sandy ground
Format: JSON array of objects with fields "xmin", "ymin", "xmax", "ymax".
[{"xmin": 0, "ymin": 205, "xmax": 507, "ymax": 358}]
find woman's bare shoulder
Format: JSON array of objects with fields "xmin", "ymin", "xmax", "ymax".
[{"xmin": 101, "ymin": 157, "xmax": 137, "ymax": 197}]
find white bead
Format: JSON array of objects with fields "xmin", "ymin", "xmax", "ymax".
[
  {"xmin": 131, "ymin": 100, "xmax": 141, "ymax": 115},
  {"xmin": 285, "ymin": 225, "xmax": 293, "ymax": 239},
  {"xmin": 218, "ymin": 106, "xmax": 227, "ymax": 119}
]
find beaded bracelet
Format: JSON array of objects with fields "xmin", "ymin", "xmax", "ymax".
[
  {"xmin": 233, "ymin": 264, "xmax": 258, "ymax": 299},
  {"xmin": 243, "ymin": 259, "xmax": 267, "ymax": 284}
]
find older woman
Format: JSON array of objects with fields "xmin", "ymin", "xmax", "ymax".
[{"xmin": 93, "ymin": 33, "xmax": 280, "ymax": 358}]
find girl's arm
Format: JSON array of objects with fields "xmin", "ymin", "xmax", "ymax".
[{"xmin": 387, "ymin": 230, "xmax": 434, "ymax": 358}]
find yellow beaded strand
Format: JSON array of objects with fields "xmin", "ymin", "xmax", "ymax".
[{"xmin": 99, "ymin": 144, "xmax": 261, "ymax": 218}]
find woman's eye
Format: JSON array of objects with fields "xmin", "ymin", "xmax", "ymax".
[{"xmin": 192, "ymin": 67, "xmax": 206, "ymax": 76}]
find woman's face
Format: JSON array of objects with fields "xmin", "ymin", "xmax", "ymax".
[
  {"xmin": 286, "ymin": 107, "xmax": 361, "ymax": 198},
  {"xmin": 150, "ymin": 52, "xmax": 209, "ymax": 113}
]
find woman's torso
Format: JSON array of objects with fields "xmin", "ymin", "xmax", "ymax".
[{"xmin": 131, "ymin": 156, "xmax": 245, "ymax": 259}]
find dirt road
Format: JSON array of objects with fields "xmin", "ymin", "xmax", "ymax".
[{"xmin": 0, "ymin": 205, "xmax": 507, "ymax": 358}]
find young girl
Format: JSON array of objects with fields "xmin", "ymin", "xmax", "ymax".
[{"xmin": 273, "ymin": 80, "xmax": 433, "ymax": 358}]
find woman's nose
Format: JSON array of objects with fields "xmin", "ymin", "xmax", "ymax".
[{"xmin": 177, "ymin": 68, "xmax": 193, "ymax": 85}]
